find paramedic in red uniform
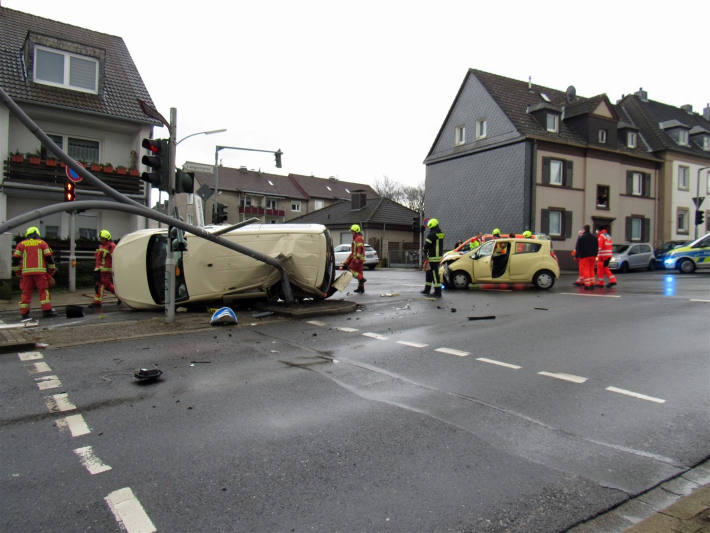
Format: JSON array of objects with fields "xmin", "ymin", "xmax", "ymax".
[
  {"xmin": 596, "ymin": 227, "xmax": 617, "ymax": 288},
  {"xmin": 90, "ymin": 229, "xmax": 118, "ymax": 309},
  {"xmin": 343, "ymin": 224, "xmax": 366, "ymax": 294},
  {"xmin": 12, "ymin": 226, "xmax": 57, "ymax": 319}
]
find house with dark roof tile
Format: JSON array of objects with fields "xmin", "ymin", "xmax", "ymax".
[
  {"xmin": 1, "ymin": 6, "xmax": 160, "ymax": 244},
  {"xmin": 619, "ymin": 90, "xmax": 710, "ymax": 242},
  {"xmin": 424, "ymin": 69, "xmax": 664, "ymax": 268}
]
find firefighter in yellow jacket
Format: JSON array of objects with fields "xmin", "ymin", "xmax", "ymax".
[
  {"xmin": 12, "ymin": 226, "xmax": 57, "ymax": 319},
  {"xmin": 90, "ymin": 229, "xmax": 118, "ymax": 309},
  {"xmin": 343, "ymin": 224, "xmax": 366, "ymax": 293},
  {"xmin": 421, "ymin": 218, "xmax": 445, "ymax": 297}
]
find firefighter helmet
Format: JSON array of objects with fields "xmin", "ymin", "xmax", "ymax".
[
  {"xmin": 523, "ymin": 230, "xmax": 532, "ymax": 238},
  {"xmin": 350, "ymin": 224, "xmax": 361, "ymax": 233},
  {"xmin": 25, "ymin": 226, "xmax": 40, "ymax": 237},
  {"xmin": 427, "ymin": 218, "xmax": 439, "ymax": 228},
  {"xmin": 100, "ymin": 229, "xmax": 112, "ymax": 240},
  {"xmin": 492, "ymin": 228, "xmax": 501, "ymax": 235}
]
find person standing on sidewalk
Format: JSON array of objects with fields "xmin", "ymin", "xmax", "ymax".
[
  {"xmin": 596, "ymin": 226, "xmax": 617, "ymax": 288},
  {"xmin": 421, "ymin": 218, "xmax": 445, "ymax": 297},
  {"xmin": 90, "ymin": 229, "xmax": 118, "ymax": 309},
  {"xmin": 12, "ymin": 226, "xmax": 57, "ymax": 319},
  {"xmin": 575, "ymin": 225, "xmax": 598, "ymax": 291}
]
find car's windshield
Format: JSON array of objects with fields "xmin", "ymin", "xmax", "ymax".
[{"xmin": 612, "ymin": 244, "xmax": 629, "ymax": 254}]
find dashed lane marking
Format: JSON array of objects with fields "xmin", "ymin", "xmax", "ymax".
[
  {"xmin": 27, "ymin": 361, "xmax": 52, "ymax": 374},
  {"xmin": 336, "ymin": 327, "xmax": 359, "ymax": 333},
  {"xmin": 362, "ymin": 332, "xmax": 388, "ymax": 341},
  {"xmin": 538, "ymin": 371, "xmax": 588, "ymax": 384},
  {"xmin": 56, "ymin": 413, "xmax": 91, "ymax": 437},
  {"xmin": 606, "ymin": 386, "xmax": 666, "ymax": 403},
  {"xmin": 435, "ymin": 347, "xmax": 470, "ymax": 357},
  {"xmin": 476, "ymin": 357, "xmax": 521, "ymax": 369},
  {"xmin": 397, "ymin": 340, "xmax": 429, "ymax": 348},
  {"xmin": 560, "ymin": 292, "xmax": 621, "ymax": 298},
  {"xmin": 45, "ymin": 393, "xmax": 77, "ymax": 413},
  {"xmin": 74, "ymin": 446, "xmax": 112, "ymax": 475},
  {"xmin": 18, "ymin": 351, "xmax": 44, "ymax": 361},
  {"xmin": 690, "ymin": 299, "xmax": 710, "ymax": 303},
  {"xmin": 105, "ymin": 487, "xmax": 156, "ymax": 533},
  {"xmin": 35, "ymin": 375, "xmax": 61, "ymax": 390},
  {"xmin": 306, "ymin": 320, "xmax": 326, "ymax": 327}
]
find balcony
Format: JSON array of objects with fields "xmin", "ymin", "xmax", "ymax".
[
  {"xmin": 239, "ymin": 206, "xmax": 285, "ymax": 216},
  {"xmin": 3, "ymin": 156, "xmax": 144, "ymax": 195}
]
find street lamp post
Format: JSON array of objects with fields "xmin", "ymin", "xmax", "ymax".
[
  {"xmin": 213, "ymin": 145, "xmax": 283, "ymax": 224},
  {"xmin": 177, "ymin": 128, "xmax": 227, "ymax": 146}
]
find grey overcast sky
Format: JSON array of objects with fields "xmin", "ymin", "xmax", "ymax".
[{"xmin": 6, "ymin": 0, "xmax": 709, "ymax": 189}]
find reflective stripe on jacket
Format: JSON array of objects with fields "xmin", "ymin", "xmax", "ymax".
[
  {"xmin": 424, "ymin": 229, "xmax": 445, "ymax": 262},
  {"xmin": 597, "ymin": 232, "xmax": 613, "ymax": 258},
  {"xmin": 95, "ymin": 241, "xmax": 116, "ymax": 272},
  {"xmin": 12, "ymin": 238, "xmax": 55, "ymax": 275}
]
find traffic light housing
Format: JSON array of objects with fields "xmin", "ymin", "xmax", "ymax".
[
  {"xmin": 64, "ymin": 180, "xmax": 75, "ymax": 202},
  {"xmin": 696, "ymin": 210, "xmax": 705, "ymax": 226},
  {"xmin": 169, "ymin": 226, "xmax": 187, "ymax": 252},
  {"xmin": 141, "ymin": 138, "xmax": 169, "ymax": 191},
  {"xmin": 174, "ymin": 169, "xmax": 195, "ymax": 194},
  {"xmin": 213, "ymin": 203, "xmax": 228, "ymax": 224},
  {"xmin": 274, "ymin": 149, "xmax": 283, "ymax": 168}
]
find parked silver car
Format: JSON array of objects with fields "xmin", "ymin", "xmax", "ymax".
[
  {"xmin": 608, "ymin": 243, "xmax": 655, "ymax": 272},
  {"xmin": 334, "ymin": 243, "xmax": 380, "ymax": 270}
]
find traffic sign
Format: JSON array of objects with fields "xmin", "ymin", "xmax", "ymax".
[
  {"xmin": 692, "ymin": 196, "xmax": 705, "ymax": 208},
  {"xmin": 65, "ymin": 165, "xmax": 83, "ymax": 183},
  {"xmin": 196, "ymin": 184, "xmax": 214, "ymax": 200}
]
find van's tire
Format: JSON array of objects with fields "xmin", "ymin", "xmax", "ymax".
[
  {"xmin": 450, "ymin": 270, "xmax": 471, "ymax": 290},
  {"xmin": 532, "ymin": 269, "xmax": 555, "ymax": 290},
  {"xmin": 678, "ymin": 258, "xmax": 696, "ymax": 273}
]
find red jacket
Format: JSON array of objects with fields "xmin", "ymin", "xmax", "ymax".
[
  {"xmin": 345, "ymin": 233, "xmax": 365, "ymax": 270},
  {"xmin": 597, "ymin": 231, "xmax": 612, "ymax": 258},
  {"xmin": 95, "ymin": 240, "xmax": 116, "ymax": 272},
  {"xmin": 12, "ymin": 238, "xmax": 56, "ymax": 276}
]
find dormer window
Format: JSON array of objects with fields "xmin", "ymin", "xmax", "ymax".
[
  {"xmin": 455, "ymin": 125, "xmax": 466, "ymax": 146},
  {"xmin": 598, "ymin": 129, "xmax": 607, "ymax": 144},
  {"xmin": 34, "ymin": 46, "xmax": 98, "ymax": 94},
  {"xmin": 475, "ymin": 119, "xmax": 487, "ymax": 139},
  {"xmin": 704, "ymin": 136, "xmax": 710, "ymax": 151},
  {"xmin": 678, "ymin": 129, "xmax": 689, "ymax": 145},
  {"xmin": 546, "ymin": 113, "xmax": 559, "ymax": 133},
  {"xmin": 627, "ymin": 131, "xmax": 638, "ymax": 149}
]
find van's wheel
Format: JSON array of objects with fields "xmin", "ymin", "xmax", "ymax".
[
  {"xmin": 450, "ymin": 270, "xmax": 471, "ymax": 290},
  {"xmin": 678, "ymin": 259, "xmax": 696, "ymax": 273},
  {"xmin": 533, "ymin": 270, "xmax": 555, "ymax": 289}
]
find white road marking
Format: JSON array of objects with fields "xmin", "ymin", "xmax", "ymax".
[
  {"xmin": 105, "ymin": 487, "xmax": 156, "ymax": 533},
  {"xmin": 35, "ymin": 375, "xmax": 62, "ymax": 390},
  {"xmin": 538, "ymin": 371, "xmax": 588, "ymax": 383},
  {"xmin": 306, "ymin": 320, "xmax": 326, "ymax": 327},
  {"xmin": 44, "ymin": 393, "xmax": 76, "ymax": 413},
  {"xmin": 28, "ymin": 361, "xmax": 52, "ymax": 374},
  {"xmin": 397, "ymin": 340, "xmax": 429, "ymax": 348},
  {"xmin": 336, "ymin": 327, "xmax": 359, "ymax": 333},
  {"xmin": 606, "ymin": 386, "xmax": 666, "ymax": 403},
  {"xmin": 476, "ymin": 357, "xmax": 521, "ymax": 369},
  {"xmin": 74, "ymin": 446, "xmax": 112, "ymax": 474},
  {"xmin": 690, "ymin": 299, "xmax": 710, "ymax": 303},
  {"xmin": 435, "ymin": 347, "xmax": 470, "ymax": 357},
  {"xmin": 362, "ymin": 332, "xmax": 388, "ymax": 341},
  {"xmin": 56, "ymin": 414, "xmax": 91, "ymax": 437},
  {"xmin": 18, "ymin": 351, "xmax": 43, "ymax": 361},
  {"xmin": 561, "ymin": 292, "xmax": 621, "ymax": 298}
]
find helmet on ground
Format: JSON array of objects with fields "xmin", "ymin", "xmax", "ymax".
[
  {"xmin": 25, "ymin": 226, "xmax": 40, "ymax": 237},
  {"xmin": 427, "ymin": 218, "xmax": 439, "ymax": 228},
  {"xmin": 100, "ymin": 229, "xmax": 112, "ymax": 240},
  {"xmin": 350, "ymin": 224, "xmax": 361, "ymax": 233},
  {"xmin": 522, "ymin": 230, "xmax": 532, "ymax": 238},
  {"xmin": 492, "ymin": 228, "xmax": 501, "ymax": 235}
]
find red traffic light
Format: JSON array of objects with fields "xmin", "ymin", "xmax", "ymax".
[
  {"xmin": 64, "ymin": 180, "xmax": 75, "ymax": 202},
  {"xmin": 142, "ymin": 138, "xmax": 162, "ymax": 154}
]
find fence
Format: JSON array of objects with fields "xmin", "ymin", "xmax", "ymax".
[{"xmin": 387, "ymin": 242, "xmax": 421, "ymax": 268}]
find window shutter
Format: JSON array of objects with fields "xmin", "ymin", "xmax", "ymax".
[
  {"xmin": 542, "ymin": 158, "xmax": 550, "ymax": 185},
  {"xmin": 564, "ymin": 211, "xmax": 573, "ymax": 238},
  {"xmin": 643, "ymin": 173, "xmax": 651, "ymax": 197},
  {"xmin": 626, "ymin": 171, "xmax": 633, "ymax": 195},
  {"xmin": 625, "ymin": 217, "xmax": 632, "ymax": 241},
  {"xmin": 643, "ymin": 218, "xmax": 650, "ymax": 242},
  {"xmin": 564, "ymin": 161, "xmax": 573, "ymax": 187},
  {"xmin": 541, "ymin": 209, "xmax": 549, "ymax": 233}
]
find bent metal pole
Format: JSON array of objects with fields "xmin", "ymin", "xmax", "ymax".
[{"xmin": 0, "ymin": 86, "xmax": 296, "ymax": 309}]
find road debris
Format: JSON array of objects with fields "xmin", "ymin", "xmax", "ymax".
[
  {"xmin": 210, "ymin": 307, "xmax": 237, "ymax": 326},
  {"xmin": 380, "ymin": 292, "xmax": 399, "ymax": 297},
  {"xmin": 467, "ymin": 315, "xmax": 496, "ymax": 321},
  {"xmin": 134, "ymin": 368, "xmax": 163, "ymax": 382}
]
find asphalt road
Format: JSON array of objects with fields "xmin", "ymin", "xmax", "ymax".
[{"xmin": 1, "ymin": 269, "xmax": 708, "ymax": 532}]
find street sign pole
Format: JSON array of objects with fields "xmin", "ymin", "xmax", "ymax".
[{"xmin": 165, "ymin": 108, "xmax": 177, "ymax": 323}]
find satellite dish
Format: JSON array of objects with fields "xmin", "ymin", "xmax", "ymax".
[{"xmin": 566, "ymin": 85, "xmax": 577, "ymax": 103}]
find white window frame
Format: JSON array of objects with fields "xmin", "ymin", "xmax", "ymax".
[
  {"xmin": 455, "ymin": 125, "xmax": 466, "ymax": 146},
  {"xmin": 34, "ymin": 45, "xmax": 99, "ymax": 94},
  {"xmin": 627, "ymin": 131, "xmax": 637, "ymax": 148},
  {"xmin": 631, "ymin": 172, "xmax": 643, "ymax": 196},
  {"xmin": 598, "ymin": 129, "xmax": 607, "ymax": 144},
  {"xmin": 678, "ymin": 165, "xmax": 689, "ymax": 190},
  {"xmin": 475, "ymin": 119, "xmax": 487, "ymax": 140},
  {"xmin": 549, "ymin": 160, "xmax": 563, "ymax": 186},
  {"xmin": 546, "ymin": 113, "xmax": 559, "ymax": 133},
  {"xmin": 678, "ymin": 129, "xmax": 689, "ymax": 146},
  {"xmin": 677, "ymin": 208, "xmax": 689, "ymax": 233},
  {"xmin": 703, "ymin": 136, "xmax": 710, "ymax": 151},
  {"xmin": 548, "ymin": 210, "xmax": 562, "ymax": 236},
  {"xmin": 313, "ymin": 199, "xmax": 324, "ymax": 210},
  {"xmin": 291, "ymin": 200, "xmax": 301, "ymax": 212},
  {"xmin": 266, "ymin": 199, "xmax": 278, "ymax": 210},
  {"xmin": 630, "ymin": 218, "xmax": 642, "ymax": 241}
]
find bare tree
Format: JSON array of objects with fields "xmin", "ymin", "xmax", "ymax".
[
  {"xmin": 373, "ymin": 175, "xmax": 403, "ymax": 202},
  {"xmin": 400, "ymin": 183, "xmax": 425, "ymax": 213}
]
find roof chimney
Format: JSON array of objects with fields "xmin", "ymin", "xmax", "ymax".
[
  {"xmin": 635, "ymin": 87, "xmax": 648, "ymax": 102},
  {"xmin": 680, "ymin": 104, "xmax": 693, "ymax": 114},
  {"xmin": 704, "ymin": 103, "xmax": 710, "ymax": 122}
]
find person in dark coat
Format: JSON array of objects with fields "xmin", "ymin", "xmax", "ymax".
[{"xmin": 575, "ymin": 225, "xmax": 598, "ymax": 290}]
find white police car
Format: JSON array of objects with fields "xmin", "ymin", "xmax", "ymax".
[{"xmin": 663, "ymin": 233, "xmax": 710, "ymax": 273}]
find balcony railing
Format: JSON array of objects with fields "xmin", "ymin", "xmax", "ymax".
[
  {"xmin": 3, "ymin": 157, "xmax": 144, "ymax": 195},
  {"xmin": 239, "ymin": 206, "xmax": 285, "ymax": 216}
]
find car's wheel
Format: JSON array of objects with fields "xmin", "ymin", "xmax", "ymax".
[
  {"xmin": 368, "ymin": 264, "xmax": 377, "ymax": 270},
  {"xmin": 619, "ymin": 261, "xmax": 629, "ymax": 273},
  {"xmin": 647, "ymin": 260, "xmax": 655, "ymax": 271},
  {"xmin": 532, "ymin": 269, "xmax": 555, "ymax": 290},
  {"xmin": 450, "ymin": 270, "xmax": 471, "ymax": 290},
  {"xmin": 678, "ymin": 258, "xmax": 696, "ymax": 274}
]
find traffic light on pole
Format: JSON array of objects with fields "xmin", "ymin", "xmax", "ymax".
[
  {"xmin": 174, "ymin": 169, "xmax": 195, "ymax": 194},
  {"xmin": 140, "ymin": 138, "xmax": 169, "ymax": 191},
  {"xmin": 274, "ymin": 149, "xmax": 283, "ymax": 168},
  {"xmin": 64, "ymin": 179, "xmax": 76, "ymax": 202},
  {"xmin": 169, "ymin": 226, "xmax": 188, "ymax": 252},
  {"xmin": 214, "ymin": 203, "xmax": 228, "ymax": 224},
  {"xmin": 696, "ymin": 210, "xmax": 705, "ymax": 226}
]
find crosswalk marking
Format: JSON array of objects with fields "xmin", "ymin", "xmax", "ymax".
[
  {"xmin": 74, "ymin": 446, "xmax": 112, "ymax": 474},
  {"xmin": 45, "ymin": 393, "xmax": 77, "ymax": 413}
]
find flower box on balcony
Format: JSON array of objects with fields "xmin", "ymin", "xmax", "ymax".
[
  {"xmin": 11, "ymin": 154, "xmax": 25, "ymax": 163},
  {"xmin": 28, "ymin": 156, "xmax": 41, "ymax": 165},
  {"xmin": 46, "ymin": 158, "xmax": 58, "ymax": 167},
  {"xmin": 129, "ymin": 169, "xmax": 140, "ymax": 177},
  {"xmin": 89, "ymin": 163, "xmax": 102, "ymax": 172},
  {"xmin": 116, "ymin": 166, "xmax": 128, "ymax": 175},
  {"xmin": 103, "ymin": 165, "xmax": 114, "ymax": 174}
]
